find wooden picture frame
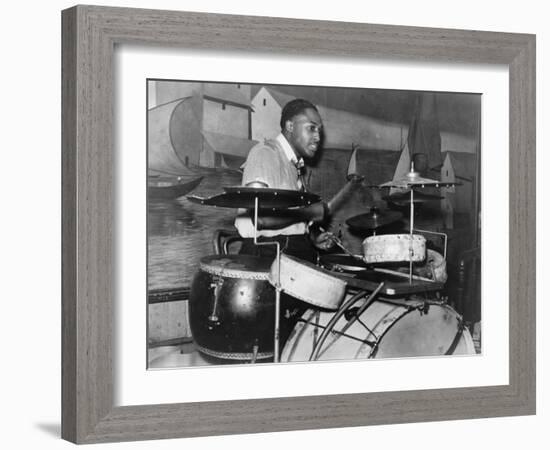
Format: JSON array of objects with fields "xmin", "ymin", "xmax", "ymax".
[{"xmin": 61, "ymin": 5, "xmax": 535, "ymax": 443}]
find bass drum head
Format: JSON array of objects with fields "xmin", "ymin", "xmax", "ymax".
[
  {"xmin": 281, "ymin": 299, "xmax": 475, "ymax": 362},
  {"xmin": 370, "ymin": 302, "xmax": 471, "ymax": 358}
]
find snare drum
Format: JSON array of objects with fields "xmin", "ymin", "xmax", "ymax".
[
  {"xmin": 281, "ymin": 297, "xmax": 475, "ymax": 362},
  {"xmin": 189, "ymin": 255, "xmax": 275, "ymax": 360}
]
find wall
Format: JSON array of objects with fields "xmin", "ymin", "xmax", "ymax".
[{"xmin": 1, "ymin": 1, "xmax": 546, "ymax": 450}]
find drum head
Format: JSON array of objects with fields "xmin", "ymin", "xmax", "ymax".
[
  {"xmin": 372, "ymin": 304, "xmax": 465, "ymax": 358},
  {"xmin": 199, "ymin": 254, "xmax": 272, "ymax": 279},
  {"xmin": 282, "ymin": 300, "xmax": 475, "ymax": 362}
]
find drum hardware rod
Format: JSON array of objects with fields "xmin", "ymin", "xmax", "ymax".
[
  {"xmin": 318, "ymin": 283, "xmax": 384, "ymax": 357},
  {"xmin": 309, "ymin": 289, "xmax": 368, "ymax": 361},
  {"xmin": 313, "ymin": 311, "xmax": 320, "ymax": 353},
  {"xmin": 251, "ymin": 343, "xmax": 259, "ymax": 364},
  {"xmin": 354, "ymin": 316, "xmax": 377, "ymax": 341},
  {"xmin": 368, "ymin": 340, "xmax": 381, "ymax": 358},
  {"xmin": 445, "ymin": 320, "xmax": 466, "ymax": 355},
  {"xmin": 253, "ymin": 196, "xmax": 282, "ymax": 363},
  {"xmin": 207, "ymin": 277, "xmax": 224, "ymax": 324},
  {"xmin": 296, "ymin": 318, "xmax": 377, "ymax": 347},
  {"xmin": 318, "ymin": 226, "xmax": 364, "ymax": 264},
  {"xmin": 310, "ymin": 283, "xmax": 385, "ymax": 361},
  {"xmin": 409, "ymin": 186, "xmax": 415, "ymax": 284},
  {"xmin": 338, "ymin": 289, "xmax": 382, "ymax": 342},
  {"xmin": 274, "ymin": 286, "xmax": 282, "ymax": 363},
  {"xmin": 413, "ymin": 228, "xmax": 448, "ymax": 260},
  {"xmin": 372, "ymin": 267, "xmax": 434, "ymax": 283}
]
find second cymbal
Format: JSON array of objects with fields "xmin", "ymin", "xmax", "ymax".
[
  {"xmin": 346, "ymin": 207, "xmax": 403, "ymax": 231},
  {"xmin": 383, "ymin": 190, "xmax": 443, "ymax": 206}
]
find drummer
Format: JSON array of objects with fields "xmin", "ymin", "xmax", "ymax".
[{"xmin": 235, "ymin": 98, "xmax": 335, "ymax": 263}]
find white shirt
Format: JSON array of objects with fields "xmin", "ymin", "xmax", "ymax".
[{"xmin": 234, "ymin": 134, "xmax": 308, "ymax": 237}]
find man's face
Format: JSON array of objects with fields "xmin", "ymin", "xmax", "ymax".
[{"xmin": 285, "ymin": 108, "xmax": 323, "ymax": 160}]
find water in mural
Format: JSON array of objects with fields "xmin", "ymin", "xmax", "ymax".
[{"xmin": 147, "ymin": 169, "xmax": 242, "ymax": 290}]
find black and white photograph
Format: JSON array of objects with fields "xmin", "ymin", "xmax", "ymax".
[
  {"xmin": 146, "ymin": 79, "xmax": 482, "ymax": 368},
  {"xmin": 4, "ymin": 0, "xmax": 545, "ymax": 447}
]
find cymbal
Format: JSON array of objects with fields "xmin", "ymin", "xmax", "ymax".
[
  {"xmin": 383, "ymin": 190, "xmax": 443, "ymax": 205},
  {"xmin": 377, "ymin": 168, "xmax": 461, "ymax": 189},
  {"xmin": 187, "ymin": 186, "xmax": 321, "ymax": 209},
  {"xmin": 346, "ymin": 208, "xmax": 403, "ymax": 231}
]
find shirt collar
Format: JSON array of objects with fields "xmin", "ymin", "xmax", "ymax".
[{"xmin": 276, "ymin": 133, "xmax": 303, "ymax": 168}]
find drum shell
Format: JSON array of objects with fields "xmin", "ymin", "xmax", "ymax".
[
  {"xmin": 282, "ymin": 298, "xmax": 475, "ymax": 362},
  {"xmin": 189, "ymin": 260, "xmax": 275, "ymax": 360},
  {"xmin": 272, "ymin": 253, "xmax": 347, "ymax": 310},
  {"xmin": 362, "ymin": 234, "xmax": 426, "ymax": 263},
  {"xmin": 415, "ymin": 249, "xmax": 448, "ymax": 283}
]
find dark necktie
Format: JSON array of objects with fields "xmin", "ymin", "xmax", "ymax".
[{"xmin": 294, "ymin": 160, "xmax": 307, "ymax": 192}]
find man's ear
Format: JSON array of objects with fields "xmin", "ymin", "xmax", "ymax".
[{"xmin": 284, "ymin": 119, "xmax": 294, "ymax": 133}]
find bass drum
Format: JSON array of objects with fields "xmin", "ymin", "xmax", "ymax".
[
  {"xmin": 189, "ymin": 255, "xmax": 275, "ymax": 361},
  {"xmin": 281, "ymin": 297, "xmax": 475, "ymax": 362}
]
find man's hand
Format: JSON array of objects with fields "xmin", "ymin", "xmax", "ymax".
[{"xmin": 311, "ymin": 230, "xmax": 336, "ymax": 251}]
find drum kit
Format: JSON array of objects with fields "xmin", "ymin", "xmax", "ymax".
[{"xmin": 186, "ymin": 163, "xmax": 474, "ymax": 364}]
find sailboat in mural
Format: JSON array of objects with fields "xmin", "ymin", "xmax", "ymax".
[
  {"xmin": 347, "ymin": 144, "xmax": 359, "ymax": 177},
  {"xmin": 148, "ymin": 174, "xmax": 205, "ymax": 200},
  {"xmin": 147, "ymin": 82, "xmax": 260, "ymax": 198},
  {"xmin": 149, "ymin": 83, "xmax": 257, "ymax": 171},
  {"xmin": 147, "ymin": 96, "xmax": 205, "ymax": 199},
  {"xmin": 388, "ymin": 144, "xmax": 412, "ymax": 196}
]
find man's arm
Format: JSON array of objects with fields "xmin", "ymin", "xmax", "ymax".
[
  {"xmin": 249, "ymin": 174, "xmax": 364, "ymax": 232},
  {"xmin": 251, "ymin": 201, "xmax": 328, "ymax": 230}
]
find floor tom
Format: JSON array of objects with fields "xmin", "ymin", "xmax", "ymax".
[{"xmin": 189, "ymin": 255, "xmax": 275, "ymax": 360}]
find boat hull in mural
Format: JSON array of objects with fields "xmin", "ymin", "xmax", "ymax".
[{"xmin": 148, "ymin": 175, "xmax": 204, "ymax": 199}]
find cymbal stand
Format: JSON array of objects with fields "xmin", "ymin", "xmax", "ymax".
[
  {"xmin": 408, "ymin": 181, "xmax": 415, "ymax": 284},
  {"xmin": 252, "ymin": 196, "xmax": 282, "ymax": 363}
]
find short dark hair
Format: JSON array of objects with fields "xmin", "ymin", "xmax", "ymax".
[{"xmin": 280, "ymin": 98, "xmax": 318, "ymax": 130}]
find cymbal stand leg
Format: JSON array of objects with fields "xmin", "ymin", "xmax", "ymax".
[{"xmin": 252, "ymin": 196, "xmax": 282, "ymax": 362}]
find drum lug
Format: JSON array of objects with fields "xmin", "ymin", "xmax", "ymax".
[
  {"xmin": 250, "ymin": 340, "xmax": 259, "ymax": 364},
  {"xmin": 420, "ymin": 302, "xmax": 430, "ymax": 315},
  {"xmin": 207, "ymin": 276, "xmax": 224, "ymax": 327},
  {"xmin": 344, "ymin": 307, "xmax": 360, "ymax": 321},
  {"xmin": 207, "ymin": 314, "xmax": 220, "ymax": 328}
]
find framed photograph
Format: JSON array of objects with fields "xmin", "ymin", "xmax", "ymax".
[
  {"xmin": 62, "ymin": 5, "xmax": 535, "ymax": 443},
  {"xmin": 146, "ymin": 79, "xmax": 482, "ymax": 368}
]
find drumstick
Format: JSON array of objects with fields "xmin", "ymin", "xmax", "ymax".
[
  {"xmin": 373, "ymin": 267, "xmax": 434, "ymax": 283},
  {"xmin": 326, "ymin": 174, "xmax": 364, "ymax": 214},
  {"xmin": 318, "ymin": 227, "xmax": 364, "ymax": 263}
]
